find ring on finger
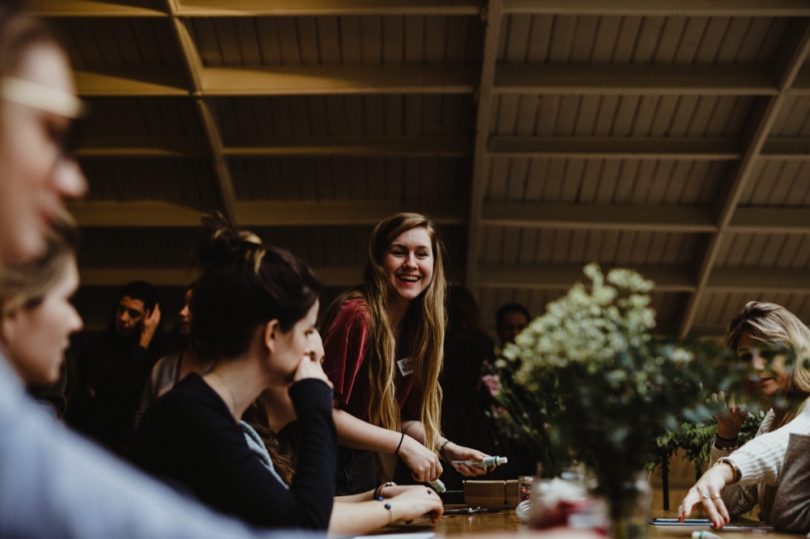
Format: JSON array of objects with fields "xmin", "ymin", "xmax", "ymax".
[{"xmin": 712, "ymin": 493, "xmax": 722, "ymax": 500}]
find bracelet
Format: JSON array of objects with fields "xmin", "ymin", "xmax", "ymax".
[
  {"xmin": 438, "ymin": 439, "xmax": 450, "ymax": 459},
  {"xmin": 395, "ymin": 432, "xmax": 405, "ymax": 456},
  {"xmin": 382, "ymin": 502, "xmax": 393, "ymax": 525},
  {"xmin": 374, "ymin": 481, "xmax": 396, "ymax": 499},
  {"xmin": 715, "ymin": 433, "xmax": 739, "ymax": 442},
  {"xmin": 717, "ymin": 457, "xmax": 742, "ymax": 483}
]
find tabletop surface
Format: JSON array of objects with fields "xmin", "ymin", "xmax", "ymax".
[{"xmin": 381, "ymin": 508, "xmax": 806, "ymax": 538}]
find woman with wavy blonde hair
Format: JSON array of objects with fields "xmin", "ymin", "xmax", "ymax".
[
  {"xmin": 322, "ymin": 212, "xmax": 489, "ymax": 494},
  {"xmin": 679, "ymin": 301, "xmax": 810, "ymax": 528}
]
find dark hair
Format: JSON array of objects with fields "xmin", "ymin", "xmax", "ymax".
[
  {"xmin": 117, "ymin": 280, "xmax": 160, "ymax": 313},
  {"xmin": 446, "ymin": 283, "xmax": 482, "ymax": 338},
  {"xmin": 495, "ymin": 302, "xmax": 531, "ymax": 328},
  {"xmin": 191, "ymin": 216, "xmax": 320, "ymax": 363}
]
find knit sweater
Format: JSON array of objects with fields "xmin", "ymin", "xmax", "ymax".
[
  {"xmin": 727, "ymin": 405, "xmax": 810, "ymax": 486},
  {"xmin": 709, "ymin": 409, "xmax": 775, "ymax": 518}
]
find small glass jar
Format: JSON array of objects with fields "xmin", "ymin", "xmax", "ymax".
[{"xmin": 518, "ymin": 475, "xmax": 534, "ymax": 502}]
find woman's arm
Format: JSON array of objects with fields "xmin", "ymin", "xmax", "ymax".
[
  {"xmin": 678, "ymin": 460, "xmax": 736, "ymax": 529},
  {"xmin": 328, "ymin": 485, "xmax": 443, "ymax": 536},
  {"xmin": 679, "ymin": 404, "xmax": 810, "ymax": 529},
  {"xmin": 401, "ymin": 420, "xmax": 491, "ymax": 477},
  {"xmin": 332, "ymin": 409, "xmax": 442, "ymax": 482},
  {"xmin": 727, "ymin": 406, "xmax": 810, "ymax": 486}
]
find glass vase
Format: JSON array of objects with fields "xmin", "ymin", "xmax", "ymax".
[{"xmin": 606, "ymin": 472, "xmax": 652, "ymax": 539}]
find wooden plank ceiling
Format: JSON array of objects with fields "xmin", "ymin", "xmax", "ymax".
[{"xmin": 31, "ymin": 0, "xmax": 810, "ymax": 335}]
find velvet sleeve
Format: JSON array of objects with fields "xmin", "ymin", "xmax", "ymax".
[{"xmin": 322, "ymin": 300, "xmax": 372, "ymax": 408}]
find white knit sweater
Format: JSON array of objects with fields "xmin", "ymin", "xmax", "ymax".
[{"xmin": 727, "ymin": 404, "xmax": 810, "ymax": 485}]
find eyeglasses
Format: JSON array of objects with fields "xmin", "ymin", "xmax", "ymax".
[
  {"xmin": 1, "ymin": 76, "xmax": 88, "ymax": 165},
  {"xmin": 1, "ymin": 76, "xmax": 84, "ymax": 119}
]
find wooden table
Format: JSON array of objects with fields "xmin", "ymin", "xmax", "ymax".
[{"xmin": 383, "ymin": 509, "xmax": 805, "ymax": 538}]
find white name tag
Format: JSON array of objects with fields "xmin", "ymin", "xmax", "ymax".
[{"xmin": 397, "ymin": 357, "xmax": 414, "ymax": 377}]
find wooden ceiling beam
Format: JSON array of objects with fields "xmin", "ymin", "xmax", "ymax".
[
  {"xmin": 167, "ymin": 1, "xmax": 238, "ymax": 224},
  {"xmin": 79, "ymin": 267, "xmax": 197, "ymax": 287},
  {"xmin": 489, "ymin": 137, "xmax": 741, "ymax": 160},
  {"xmin": 79, "ymin": 266, "xmax": 360, "ymax": 287},
  {"xmin": 223, "ymin": 136, "xmax": 471, "ymax": 157},
  {"xmin": 74, "ymin": 69, "xmax": 188, "ymax": 97},
  {"xmin": 477, "ymin": 264, "xmax": 810, "ymax": 294},
  {"xmin": 708, "ymin": 267, "xmax": 810, "ymax": 293},
  {"xmin": 465, "ymin": 0, "xmax": 504, "ymax": 291},
  {"xmin": 760, "ymin": 138, "xmax": 810, "ymax": 160},
  {"xmin": 730, "ymin": 207, "xmax": 810, "ymax": 234},
  {"xmin": 29, "ymin": 0, "xmax": 166, "ymax": 16},
  {"xmin": 76, "ymin": 136, "xmax": 470, "ymax": 158},
  {"xmin": 68, "ymin": 201, "xmax": 205, "ymax": 228},
  {"xmin": 74, "ymin": 136, "xmax": 810, "ymax": 160},
  {"xmin": 495, "ymin": 64, "xmax": 777, "ymax": 96},
  {"xmin": 238, "ymin": 200, "xmax": 466, "ymax": 226},
  {"xmin": 202, "ymin": 65, "xmax": 477, "ymax": 96},
  {"xmin": 678, "ymin": 22, "xmax": 810, "ymax": 337},
  {"xmin": 503, "ymin": 0, "xmax": 810, "ymax": 16},
  {"xmin": 76, "ymin": 139, "xmax": 205, "ymax": 158},
  {"xmin": 175, "ymin": 0, "xmax": 480, "ymax": 16},
  {"xmin": 478, "ymin": 264, "xmax": 695, "ymax": 292},
  {"xmin": 482, "ymin": 202, "xmax": 717, "ymax": 232},
  {"xmin": 68, "ymin": 200, "xmax": 466, "ymax": 227}
]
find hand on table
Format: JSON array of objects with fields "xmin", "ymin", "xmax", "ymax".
[
  {"xmin": 388, "ymin": 485, "xmax": 444, "ymax": 524},
  {"xmin": 678, "ymin": 463, "xmax": 736, "ymax": 529}
]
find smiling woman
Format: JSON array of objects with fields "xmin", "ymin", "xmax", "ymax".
[
  {"xmin": 321, "ymin": 212, "xmax": 491, "ymax": 495},
  {"xmin": 680, "ymin": 301, "xmax": 810, "ymax": 528}
]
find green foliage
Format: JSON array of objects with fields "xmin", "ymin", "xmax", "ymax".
[
  {"xmin": 658, "ymin": 411, "xmax": 766, "ymax": 477},
  {"xmin": 487, "ymin": 264, "xmax": 743, "ymax": 506}
]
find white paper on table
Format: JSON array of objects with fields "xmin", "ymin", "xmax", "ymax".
[{"xmin": 349, "ymin": 533, "xmax": 434, "ymax": 539}]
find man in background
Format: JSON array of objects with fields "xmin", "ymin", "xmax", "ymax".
[
  {"xmin": 495, "ymin": 302, "xmax": 531, "ymax": 348},
  {"xmin": 67, "ymin": 281, "xmax": 164, "ymax": 458}
]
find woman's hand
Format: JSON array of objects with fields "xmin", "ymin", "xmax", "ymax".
[
  {"xmin": 139, "ymin": 304, "xmax": 161, "ymax": 349},
  {"xmin": 388, "ymin": 485, "xmax": 444, "ymax": 524},
  {"xmin": 711, "ymin": 391, "xmax": 746, "ymax": 440},
  {"xmin": 678, "ymin": 463, "xmax": 736, "ymax": 528},
  {"xmin": 293, "ymin": 354, "xmax": 333, "ymax": 387},
  {"xmin": 398, "ymin": 435, "xmax": 442, "ymax": 482},
  {"xmin": 442, "ymin": 442, "xmax": 491, "ymax": 477}
]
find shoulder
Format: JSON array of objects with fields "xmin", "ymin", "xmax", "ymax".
[
  {"xmin": 149, "ymin": 374, "xmax": 224, "ymax": 423},
  {"xmin": 331, "ymin": 298, "xmax": 372, "ymax": 328}
]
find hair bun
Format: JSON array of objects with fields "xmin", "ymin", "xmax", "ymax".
[{"xmin": 198, "ymin": 213, "xmax": 263, "ymax": 270}]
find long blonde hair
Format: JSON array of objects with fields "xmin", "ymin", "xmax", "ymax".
[
  {"xmin": 326, "ymin": 213, "xmax": 447, "ymax": 450},
  {"xmin": 0, "ymin": 210, "xmax": 78, "ymax": 312},
  {"xmin": 726, "ymin": 301, "xmax": 810, "ymax": 427}
]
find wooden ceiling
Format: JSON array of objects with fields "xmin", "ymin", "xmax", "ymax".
[{"xmin": 30, "ymin": 0, "xmax": 810, "ymax": 335}]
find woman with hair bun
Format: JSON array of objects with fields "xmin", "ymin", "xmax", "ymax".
[
  {"xmin": 322, "ymin": 212, "xmax": 490, "ymax": 495},
  {"xmin": 134, "ymin": 217, "xmax": 336, "ymax": 530}
]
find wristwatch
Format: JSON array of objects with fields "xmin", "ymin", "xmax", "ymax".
[{"xmin": 713, "ymin": 434, "xmax": 739, "ymax": 450}]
